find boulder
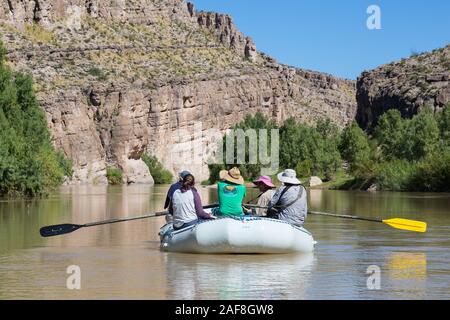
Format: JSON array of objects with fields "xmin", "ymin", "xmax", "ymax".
[
  {"xmin": 309, "ymin": 176, "xmax": 323, "ymax": 187},
  {"xmin": 121, "ymin": 158, "xmax": 154, "ymax": 185}
]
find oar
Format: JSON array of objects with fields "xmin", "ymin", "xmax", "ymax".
[
  {"xmin": 308, "ymin": 211, "xmax": 427, "ymax": 233},
  {"xmin": 244, "ymin": 204, "xmax": 427, "ymax": 233},
  {"xmin": 39, "ymin": 203, "xmax": 219, "ymax": 238}
]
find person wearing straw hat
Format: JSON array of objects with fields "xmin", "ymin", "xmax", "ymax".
[
  {"xmin": 214, "ymin": 167, "xmax": 247, "ymax": 217},
  {"xmin": 250, "ymin": 176, "xmax": 276, "ymax": 216},
  {"xmin": 267, "ymin": 169, "xmax": 307, "ymax": 227}
]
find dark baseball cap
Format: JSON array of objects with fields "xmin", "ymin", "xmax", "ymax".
[{"xmin": 179, "ymin": 170, "xmax": 192, "ymax": 179}]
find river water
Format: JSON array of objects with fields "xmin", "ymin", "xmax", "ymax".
[{"xmin": 0, "ymin": 185, "xmax": 449, "ymax": 300}]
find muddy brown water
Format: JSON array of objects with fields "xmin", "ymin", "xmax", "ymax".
[{"xmin": 0, "ymin": 185, "xmax": 449, "ymax": 299}]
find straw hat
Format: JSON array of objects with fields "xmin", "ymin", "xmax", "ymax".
[
  {"xmin": 277, "ymin": 169, "xmax": 301, "ymax": 185},
  {"xmin": 219, "ymin": 167, "xmax": 245, "ymax": 185}
]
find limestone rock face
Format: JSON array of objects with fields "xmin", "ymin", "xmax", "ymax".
[
  {"xmin": 197, "ymin": 10, "xmax": 247, "ymax": 57},
  {"xmin": 0, "ymin": 0, "xmax": 357, "ymax": 184},
  {"xmin": 356, "ymin": 45, "xmax": 450, "ymax": 130},
  {"xmin": 245, "ymin": 37, "xmax": 258, "ymax": 62}
]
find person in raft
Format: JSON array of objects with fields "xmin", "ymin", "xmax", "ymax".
[
  {"xmin": 214, "ymin": 167, "xmax": 247, "ymax": 217},
  {"xmin": 267, "ymin": 169, "xmax": 307, "ymax": 227},
  {"xmin": 164, "ymin": 170, "xmax": 191, "ymax": 223},
  {"xmin": 172, "ymin": 174, "xmax": 216, "ymax": 230},
  {"xmin": 251, "ymin": 176, "xmax": 276, "ymax": 216}
]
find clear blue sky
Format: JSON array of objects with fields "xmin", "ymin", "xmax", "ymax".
[{"xmin": 192, "ymin": 0, "xmax": 450, "ymax": 80}]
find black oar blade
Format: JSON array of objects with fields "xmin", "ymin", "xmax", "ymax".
[{"xmin": 40, "ymin": 224, "xmax": 83, "ymax": 237}]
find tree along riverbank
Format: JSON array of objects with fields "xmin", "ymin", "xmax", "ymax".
[
  {"xmin": 0, "ymin": 42, "xmax": 72, "ymax": 197},
  {"xmin": 207, "ymin": 109, "xmax": 450, "ymax": 192}
]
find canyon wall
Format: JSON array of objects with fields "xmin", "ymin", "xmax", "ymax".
[
  {"xmin": 356, "ymin": 45, "xmax": 449, "ymax": 130},
  {"xmin": 0, "ymin": 0, "xmax": 357, "ymax": 183}
]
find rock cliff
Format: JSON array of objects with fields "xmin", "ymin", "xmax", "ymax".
[
  {"xmin": 356, "ymin": 45, "xmax": 450, "ymax": 130},
  {"xmin": 0, "ymin": 0, "xmax": 357, "ymax": 183}
]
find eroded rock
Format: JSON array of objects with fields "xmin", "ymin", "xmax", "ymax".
[
  {"xmin": 356, "ymin": 45, "xmax": 450, "ymax": 130},
  {"xmin": 0, "ymin": 0, "xmax": 357, "ymax": 184}
]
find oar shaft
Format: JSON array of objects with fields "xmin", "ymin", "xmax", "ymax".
[
  {"xmin": 83, "ymin": 211, "xmax": 168, "ymax": 227},
  {"xmin": 83, "ymin": 203, "xmax": 219, "ymax": 228},
  {"xmin": 244, "ymin": 204, "xmax": 382, "ymax": 223},
  {"xmin": 308, "ymin": 211, "xmax": 381, "ymax": 223}
]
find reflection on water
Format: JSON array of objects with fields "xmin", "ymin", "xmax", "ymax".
[
  {"xmin": 0, "ymin": 186, "xmax": 449, "ymax": 299},
  {"xmin": 164, "ymin": 253, "xmax": 315, "ymax": 300},
  {"xmin": 388, "ymin": 252, "xmax": 427, "ymax": 281}
]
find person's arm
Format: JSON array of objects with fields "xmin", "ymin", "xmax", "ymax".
[
  {"xmin": 193, "ymin": 189, "xmax": 214, "ymax": 219},
  {"xmin": 268, "ymin": 188, "xmax": 282, "ymax": 209},
  {"xmin": 241, "ymin": 186, "xmax": 251, "ymax": 214},
  {"xmin": 164, "ymin": 184, "xmax": 176, "ymax": 209},
  {"xmin": 164, "ymin": 195, "xmax": 170, "ymax": 209},
  {"xmin": 256, "ymin": 192, "xmax": 271, "ymax": 216}
]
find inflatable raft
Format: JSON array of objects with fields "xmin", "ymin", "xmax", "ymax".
[{"xmin": 159, "ymin": 216, "xmax": 316, "ymax": 254}]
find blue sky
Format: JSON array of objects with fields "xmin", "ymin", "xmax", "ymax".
[{"xmin": 192, "ymin": 0, "xmax": 450, "ymax": 80}]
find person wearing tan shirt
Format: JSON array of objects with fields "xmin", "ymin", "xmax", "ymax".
[{"xmin": 252, "ymin": 176, "xmax": 276, "ymax": 216}]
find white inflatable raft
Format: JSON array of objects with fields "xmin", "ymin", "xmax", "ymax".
[{"xmin": 159, "ymin": 216, "xmax": 316, "ymax": 254}]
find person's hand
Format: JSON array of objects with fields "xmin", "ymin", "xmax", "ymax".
[{"xmin": 209, "ymin": 215, "xmax": 218, "ymax": 220}]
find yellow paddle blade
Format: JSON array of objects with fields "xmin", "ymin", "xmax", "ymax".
[{"xmin": 382, "ymin": 218, "xmax": 427, "ymax": 233}]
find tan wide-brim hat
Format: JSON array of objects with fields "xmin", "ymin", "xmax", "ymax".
[{"xmin": 219, "ymin": 167, "xmax": 245, "ymax": 185}]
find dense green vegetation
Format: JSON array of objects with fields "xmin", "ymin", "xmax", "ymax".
[
  {"xmin": 208, "ymin": 113, "xmax": 342, "ymax": 183},
  {"xmin": 357, "ymin": 107, "xmax": 450, "ymax": 192},
  {"xmin": 142, "ymin": 155, "xmax": 173, "ymax": 184},
  {"xmin": 106, "ymin": 167, "xmax": 123, "ymax": 185},
  {"xmin": 208, "ymin": 107, "xmax": 450, "ymax": 192},
  {"xmin": 0, "ymin": 42, "xmax": 72, "ymax": 197}
]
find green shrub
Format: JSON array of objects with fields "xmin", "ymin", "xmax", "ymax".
[
  {"xmin": 371, "ymin": 151, "xmax": 450, "ymax": 192},
  {"xmin": 87, "ymin": 67, "xmax": 107, "ymax": 81},
  {"xmin": 280, "ymin": 117, "xmax": 342, "ymax": 177},
  {"xmin": 412, "ymin": 151, "xmax": 450, "ymax": 192},
  {"xmin": 295, "ymin": 159, "xmax": 313, "ymax": 178},
  {"xmin": 374, "ymin": 160, "xmax": 417, "ymax": 191},
  {"xmin": 141, "ymin": 155, "xmax": 173, "ymax": 184},
  {"xmin": 0, "ymin": 41, "xmax": 71, "ymax": 197},
  {"xmin": 56, "ymin": 152, "xmax": 73, "ymax": 178},
  {"xmin": 339, "ymin": 121, "xmax": 371, "ymax": 170},
  {"xmin": 205, "ymin": 105, "xmax": 450, "ymax": 192},
  {"xmin": 375, "ymin": 108, "xmax": 440, "ymax": 161},
  {"xmin": 375, "ymin": 109, "xmax": 407, "ymax": 160},
  {"xmin": 106, "ymin": 167, "xmax": 123, "ymax": 185},
  {"xmin": 207, "ymin": 163, "xmax": 226, "ymax": 184},
  {"xmin": 437, "ymin": 104, "xmax": 450, "ymax": 145},
  {"xmin": 404, "ymin": 107, "xmax": 440, "ymax": 159},
  {"xmin": 207, "ymin": 112, "xmax": 277, "ymax": 183}
]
